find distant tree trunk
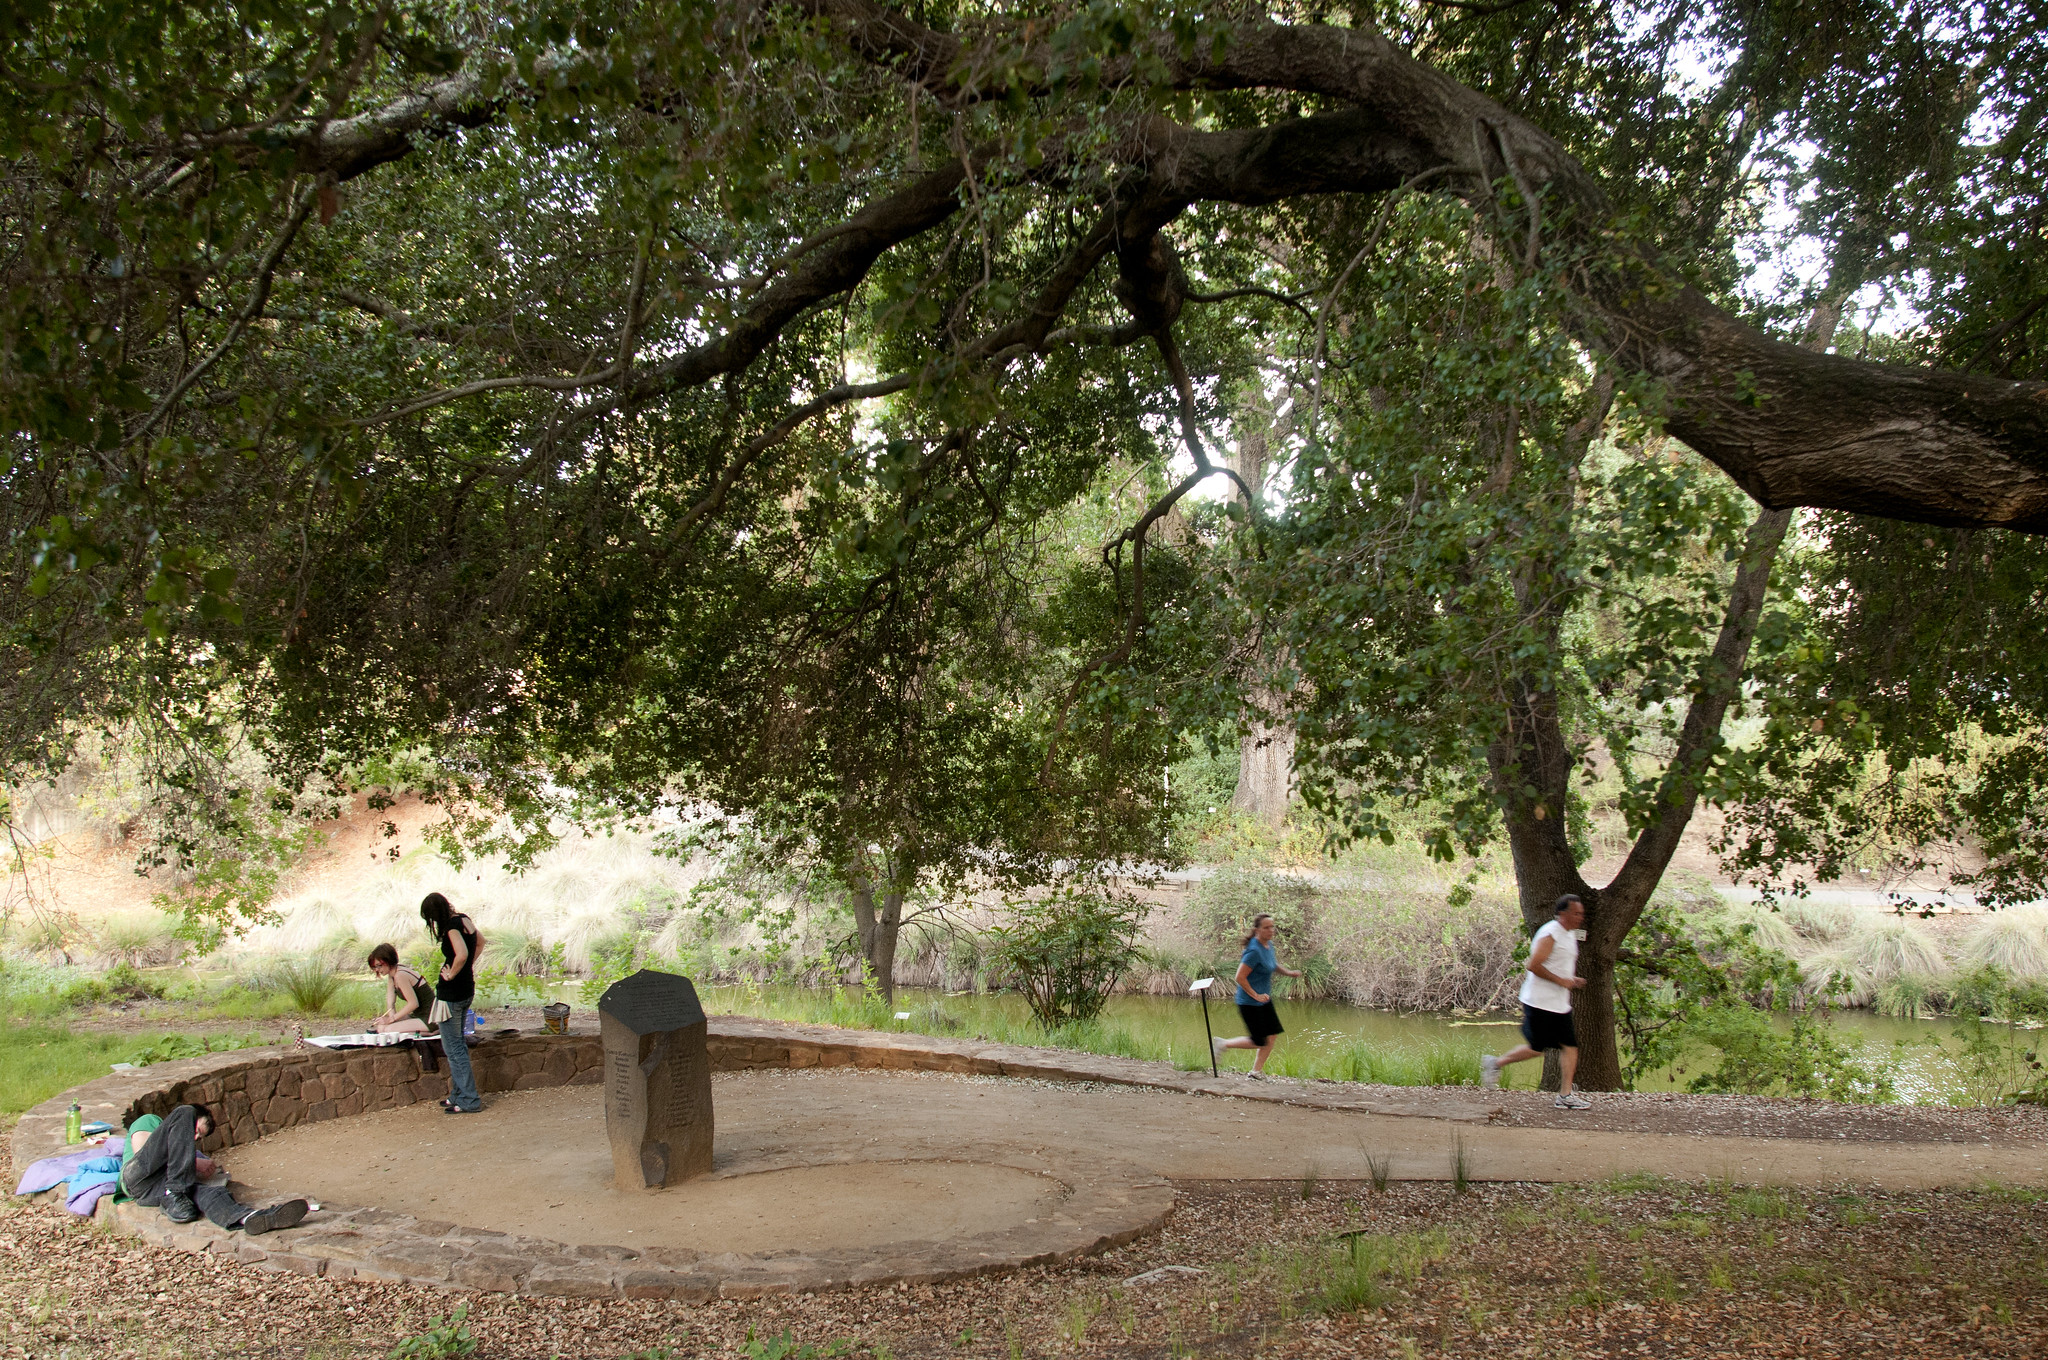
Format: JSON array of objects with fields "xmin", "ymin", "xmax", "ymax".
[
  {"xmin": 848, "ymin": 843, "xmax": 917, "ymax": 1003},
  {"xmin": 1229, "ymin": 378, "xmax": 1296, "ymax": 830},
  {"xmin": 1233, "ymin": 712, "xmax": 1295, "ymax": 830}
]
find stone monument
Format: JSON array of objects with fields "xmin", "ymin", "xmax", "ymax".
[{"xmin": 597, "ymin": 969, "xmax": 713, "ymax": 1189}]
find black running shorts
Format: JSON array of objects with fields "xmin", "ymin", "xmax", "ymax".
[
  {"xmin": 1238, "ymin": 1001, "xmax": 1284, "ymax": 1045},
  {"xmin": 1520, "ymin": 1002, "xmax": 1578, "ymax": 1052}
]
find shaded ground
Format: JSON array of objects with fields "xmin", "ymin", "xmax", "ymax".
[
  {"xmin": 220, "ymin": 1068, "xmax": 2048, "ymax": 1254},
  {"xmin": 4, "ymin": 1177, "xmax": 2042, "ymax": 1359}
]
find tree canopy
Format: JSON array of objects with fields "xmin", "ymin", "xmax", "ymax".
[{"xmin": 5, "ymin": 0, "xmax": 2046, "ymax": 1052}]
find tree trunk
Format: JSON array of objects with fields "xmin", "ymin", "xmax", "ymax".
[
  {"xmin": 1228, "ymin": 379, "xmax": 1296, "ymax": 830},
  {"xmin": 1232, "ymin": 716, "xmax": 1295, "ymax": 830},
  {"xmin": 848, "ymin": 846, "xmax": 916, "ymax": 1003}
]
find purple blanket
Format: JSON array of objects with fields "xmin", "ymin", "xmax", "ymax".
[
  {"xmin": 14, "ymin": 1147, "xmax": 106, "ymax": 1197},
  {"xmin": 67, "ymin": 1180, "xmax": 119, "ymax": 1216}
]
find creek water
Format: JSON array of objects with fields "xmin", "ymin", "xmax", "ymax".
[{"xmin": 699, "ymin": 982, "xmax": 1981, "ymax": 1105}]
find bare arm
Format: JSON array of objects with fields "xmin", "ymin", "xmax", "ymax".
[
  {"xmin": 1524, "ymin": 935, "xmax": 1585, "ymax": 990},
  {"xmin": 1235, "ymin": 961, "xmax": 1268, "ymax": 1005},
  {"xmin": 441, "ymin": 931, "xmax": 469, "ymax": 981}
]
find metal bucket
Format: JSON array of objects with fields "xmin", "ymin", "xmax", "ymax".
[{"xmin": 542, "ymin": 1002, "xmax": 570, "ymax": 1035}]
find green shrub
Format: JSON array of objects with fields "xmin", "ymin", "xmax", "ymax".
[
  {"xmin": 389, "ymin": 1306, "xmax": 476, "ymax": 1360},
  {"xmin": 1941, "ymin": 967, "xmax": 2048, "ymax": 1105},
  {"xmin": 1618, "ymin": 901, "xmax": 1891, "ymax": 1100},
  {"xmin": 988, "ymin": 886, "xmax": 1149, "ymax": 1029},
  {"xmin": 270, "ymin": 959, "xmax": 344, "ymax": 1013}
]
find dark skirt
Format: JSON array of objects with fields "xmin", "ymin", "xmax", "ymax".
[{"xmin": 1238, "ymin": 1001, "xmax": 1284, "ymax": 1045}]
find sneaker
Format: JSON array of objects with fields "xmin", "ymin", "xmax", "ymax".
[
  {"xmin": 1247, "ymin": 1071, "xmax": 1268, "ymax": 1081},
  {"xmin": 1211, "ymin": 1037, "xmax": 1228, "ymax": 1058},
  {"xmin": 163, "ymin": 1193, "xmax": 201, "ymax": 1225},
  {"xmin": 240, "ymin": 1198, "xmax": 308, "ymax": 1236},
  {"xmin": 1479, "ymin": 1055, "xmax": 1501, "ymax": 1090},
  {"xmin": 1554, "ymin": 1091, "xmax": 1592, "ymax": 1110}
]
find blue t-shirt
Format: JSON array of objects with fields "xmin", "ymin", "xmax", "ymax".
[{"xmin": 1237, "ymin": 939, "xmax": 1277, "ymax": 1005}]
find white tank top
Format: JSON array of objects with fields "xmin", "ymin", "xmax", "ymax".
[{"xmin": 1518, "ymin": 919, "xmax": 1579, "ymax": 1013}]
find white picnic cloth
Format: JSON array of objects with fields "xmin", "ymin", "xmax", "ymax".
[{"xmin": 301, "ymin": 1031, "xmax": 426, "ymax": 1049}]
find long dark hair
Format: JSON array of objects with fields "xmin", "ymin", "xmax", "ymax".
[
  {"xmin": 420, "ymin": 892, "xmax": 458, "ymax": 940},
  {"xmin": 1243, "ymin": 913, "xmax": 1275, "ymax": 947}
]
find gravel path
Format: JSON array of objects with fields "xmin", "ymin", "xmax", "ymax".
[{"xmin": 1485, "ymin": 1087, "xmax": 2048, "ymax": 1145}]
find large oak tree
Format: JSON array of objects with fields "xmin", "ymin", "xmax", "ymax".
[{"xmin": 5, "ymin": 1, "xmax": 2043, "ymax": 1061}]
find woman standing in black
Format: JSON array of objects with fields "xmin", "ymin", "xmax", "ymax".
[{"xmin": 421, "ymin": 893, "xmax": 486, "ymax": 1114}]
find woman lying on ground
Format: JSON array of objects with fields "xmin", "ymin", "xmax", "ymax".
[{"xmin": 367, "ymin": 942, "xmax": 435, "ymax": 1034}]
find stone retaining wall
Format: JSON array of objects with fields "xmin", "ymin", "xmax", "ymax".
[
  {"xmin": 17, "ymin": 1017, "xmax": 1498, "ymax": 1175},
  {"xmin": 11, "ymin": 1017, "xmax": 1495, "ymax": 1298}
]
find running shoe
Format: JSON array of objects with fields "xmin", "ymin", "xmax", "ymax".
[
  {"xmin": 1554, "ymin": 1091, "xmax": 1592, "ymax": 1110},
  {"xmin": 1479, "ymin": 1055, "xmax": 1501, "ymax": 1090}
]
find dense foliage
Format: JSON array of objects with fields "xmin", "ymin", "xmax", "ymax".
[{"xmin": 4, "ymin": 0, "xmax": 2045, "ymax": 1083}]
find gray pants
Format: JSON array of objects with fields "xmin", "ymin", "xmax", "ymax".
[{"xmin": 120, "ymin": 1104, "xmax": 247, "ymax": 1228}]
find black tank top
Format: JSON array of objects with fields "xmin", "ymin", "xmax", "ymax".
[
  {"xmin": 395, "ymin": 965, "xmax": 436, "ymax": 1017},
  {"xmin": 437, "ymin": 916, "xmax": 479, "ymax": 1003}
]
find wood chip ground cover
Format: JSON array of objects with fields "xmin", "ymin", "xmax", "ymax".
[{"xmin": 3, "ymin": 1178, "xmax": 2043, "ymax": 1359}]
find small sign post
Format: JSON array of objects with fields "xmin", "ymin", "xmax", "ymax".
[{"xmin": 1190, "ymin": 977, "xmax": 1217, "ymax": 1077}]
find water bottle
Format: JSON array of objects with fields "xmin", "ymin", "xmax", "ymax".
[{"xmin": 65, "ymin": 1103, "xmax": 82, "ymax": 1144}]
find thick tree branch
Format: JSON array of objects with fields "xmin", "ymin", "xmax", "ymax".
[
  {"xmin": 159, "ymin": 4, "xmax": 2047, "ymax": 530},
  {"xmin": 794, "ymin": 1, "xmax": 2048, "ymax": 531}
]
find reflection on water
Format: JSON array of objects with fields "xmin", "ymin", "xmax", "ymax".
[{"xmin": 702, "ymin": 982, "xmax": 1976, "ymax": 1105}]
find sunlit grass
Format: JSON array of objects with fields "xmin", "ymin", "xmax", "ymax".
[
  {"xmin": 0, "ymin": 1026, "xmax": 260, "ymax": 1120},
  {"xmin": 0, "ymin": 1026, "xmax": 134, "ymax": 1120}
]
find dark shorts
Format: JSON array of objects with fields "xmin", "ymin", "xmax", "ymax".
[
  {"xmin": 1521, "ymin": 1003, "xmax": 1578, "ymax": 1052},
  {"xmin": 1238, "ymin": 1002, "xmax": 1284, "ymax": 1045}
]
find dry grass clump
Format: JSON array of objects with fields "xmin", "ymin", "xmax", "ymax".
[
  {"xmin": 239, "ymin": 829, "xmax": 705, "ymax": 973},
  {"xmin": 1801, "ymin": 917, "xmax": 1949, "ymax": 1005},
  {"xmin": 93, "ymin": 911, "xmax": 183, "ymax": 966},
  {"xmin": 1709, "ymin": 904, "xmax": 1803, "ymax": 956},
  {"xmin": 1181, "ymin": 862, "xmax": 1522, "ymax": 1012},
  {"xmin": 1957, "ymin": 907, "xmax": 2048, "ymax": 982},
  {"xmin": 1778, "ymin": 898, "xmax": 1858, "ymax": 944}
]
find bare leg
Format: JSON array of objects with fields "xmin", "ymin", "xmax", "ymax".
[
  {"xmin": 374, "ymin": 1018, "xmax": 430, "ymax": 1035},
  {"xmin": 1493, "ymin": 1044, "xmax": 1540, "ymax": 1066},
  {"xmin": 1218, "ymin": 1037, "xmax": 1258, "ymax": 1050},
  {"xmin": 1252, "ymin": 1040, "xmax": 1275, "ymax": 1073},
  {"xmin": 1559, "ymin": 1046, "xmax": 1579, "ymax": 1095}
]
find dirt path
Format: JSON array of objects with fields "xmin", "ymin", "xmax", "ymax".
[{"xmin": 220, "ymin": 1067, "xmax": 2048, "ymax": 1261}]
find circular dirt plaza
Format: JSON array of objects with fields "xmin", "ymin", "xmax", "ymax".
[{"xmin": 15, "ymin": 1018, "xmax": 2048, "ymax": 1299}]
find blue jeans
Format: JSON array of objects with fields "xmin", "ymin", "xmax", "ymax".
[{"xmin": 439, "ymin": 1001, "xmax": 480, "ymax": 1111}]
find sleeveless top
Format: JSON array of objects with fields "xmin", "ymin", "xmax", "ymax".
[
  {"xmin": 393, "ymin": 965, "xmax": 436, "ymax": 1019},
  {"xmin": 436, "ymin": 915, "xmax": 479, "ymax": 1004}
]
